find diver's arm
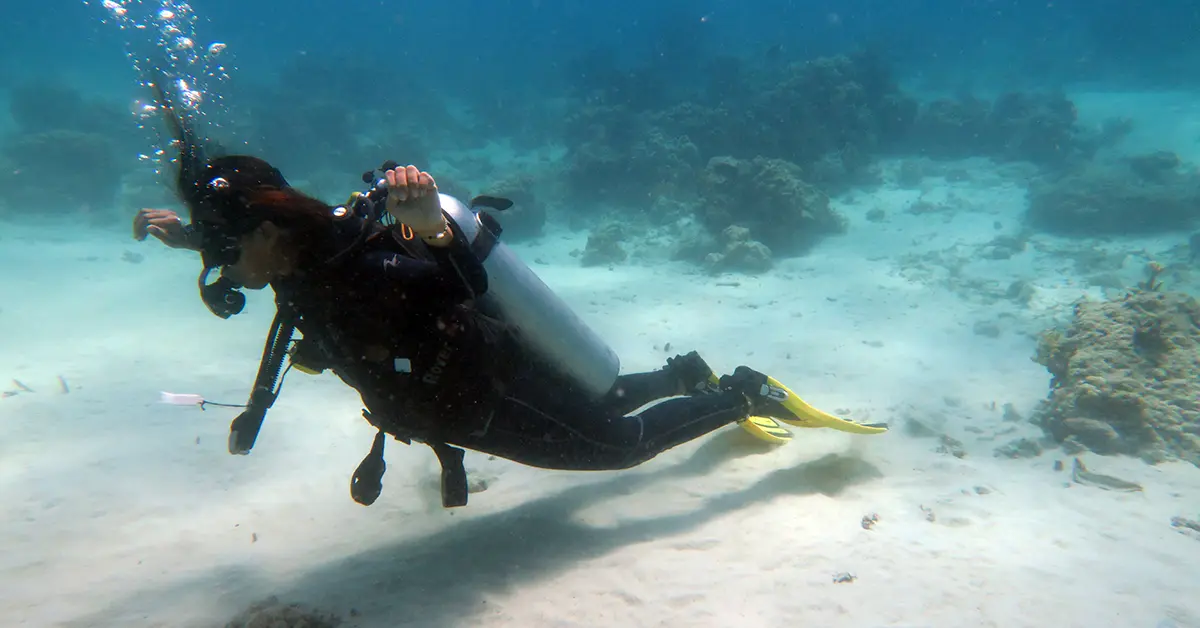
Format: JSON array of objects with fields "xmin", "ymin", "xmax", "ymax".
[
  {"xmin": 133, "ymin": 208, "xmax": 203, "ymax": 251},
  {"xmin": 363, "ymin": 234, "xmax": 486, "ymax": 302},
  {"xmin": 381, "ymin": 165, "xmax": 487, "ymax": 297},
  {"xmin": 411, "ymin": 213, "xmax": 453, "ymax": 248},
  {"xmin": 419, "ymin": 214, "xmax": 488, "ymax": 296}
]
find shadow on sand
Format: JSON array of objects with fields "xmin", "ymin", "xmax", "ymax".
[{"xmin": 70, "ymin": 431, "xmax": 884, "ymax": 627}]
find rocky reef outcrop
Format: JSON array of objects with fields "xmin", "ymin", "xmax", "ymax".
[
  {"xmin": 0, "ymin": 81, "xmax": 137, "ymax": 215},
  {"xmin": 698, "ymin": 156, "xmax": 846, "ymax": 256},
  {"xmin": 908, "ymin": 92, "xmax": 1109, "ymax": 167},
  {"xmin": 1031, "ymin": 282, "xmax": 1200, "ymax": 466},
  {"xmin": 1025, "ymin": 152, "xmax": 1200, "ymax": 235}
]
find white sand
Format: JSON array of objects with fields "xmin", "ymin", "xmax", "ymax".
[{"xmin": 4, "ymin": 125, "xmax": 1200, "ymax": 627}]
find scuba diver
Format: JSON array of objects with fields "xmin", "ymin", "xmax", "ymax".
[{"xmin": 133, "ymin": 89, "xmax": 888, "ymax": 509}]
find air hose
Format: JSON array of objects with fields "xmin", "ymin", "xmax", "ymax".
[{"xmin": 227, "ymin": 305, "xmax": 297, "ymax": 455}]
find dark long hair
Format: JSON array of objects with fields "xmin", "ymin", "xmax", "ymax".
[
  {"xmin": 239, "ymin": 185, "xmax": 340, "ymax": 268},
  {"xmin": 150, "ymin": 76, "xmax": 339, "ymax": 269}
]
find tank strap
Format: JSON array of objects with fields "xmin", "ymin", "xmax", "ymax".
[
  {"xmin": 383, "ymin": 210, "xmax": 503, "ymax": 266},
  {"xmin": 470, "ymin": 210, "xmax": 504, "ymax": 262},
  {"xmin": 386, "ymin": 226, "xmax": 437, "ymax": 261},
  {"xmin": 386, "ymin": 211, "xmax": 492, "ymax": 300}
]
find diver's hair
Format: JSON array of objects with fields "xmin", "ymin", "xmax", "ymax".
[
  {"xmin": 147, "ymin": 71, "xmax": 210, "ymax": 212},
  {"xmin": 240, "ymin": 186, "xmax": 339, "ymax": 268}
]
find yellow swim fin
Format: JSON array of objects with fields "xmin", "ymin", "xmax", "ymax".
[
  {"xmin": 762, "ymin": 376, "xmax": 889, "ymax": 435},
  {"xmin": 701, "ymin": 370, "xmax": 792, "ymax": 444},
  {"xmin": 738, "ymin": 416, "xmax": 794, "ymax": 444}
]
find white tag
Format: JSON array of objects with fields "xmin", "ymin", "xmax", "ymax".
[
  {"xmin": 394, "ymin": 358, "xmax": 412, "ymax": 373},
  {"xmin": 160, "ymin": 392, "xmax": 205, "ymax": 406}
]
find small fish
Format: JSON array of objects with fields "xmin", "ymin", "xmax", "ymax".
[
  {"xmin": 57, "ymin": 375, "xmax": 70, "ymax": 394},
  {"xmin": 470, "ymin": 195, "xmax": 514, "ymax": 211},
  {"xmin": 1188, "ymin": 233, "xmax": 1199, "ymax": 263},
  {"xmin": 12, "ymin": 379, "xmax": 32, "ymax": 393},
  {"xmin": 1072, "ymin": 457, "xmax": 1143, "ymax": 492}
]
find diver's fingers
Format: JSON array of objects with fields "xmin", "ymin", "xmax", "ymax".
[
  {"xmin": 404, "ymin": 165, "xmax": 421, "ymax": 193},
  {"xmin": 133, "ymin": 211, "xmax": 149, "ymax": 240},
  {"xmin": 150, "ymin": 216, "xmax": 182, "ymax": 237},
  {"xmin": 417, "ymin": 171, "xmax": 435, "ymax": 195},
  {"xmin": 395, "ymin": 165, "xmax": 416, "ymax": 199},
  {"xmin": 385, "ymin": 168, "xmax": 406, "ymax": 201},
  {"xmin": 133, "ymin": 208, "xmax": 167, "ymax": 240},
  {"xmin": 141, "ymin": 209, "xmax": 179, "ymax": 224},
  {"xmin": 146, "ymin": 225, "xmax": 171, "ymax": 244}
]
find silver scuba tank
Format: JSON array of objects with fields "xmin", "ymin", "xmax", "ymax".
[{"xmin": 438, "ymin": 193, "xmax": 621, "ymax": 399}]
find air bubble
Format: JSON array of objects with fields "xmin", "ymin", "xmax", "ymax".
[
  {"xmin": 87, "ymin": 0, "xmax": 236, "ymax": 178},
  {"xmin": 102, "ymin": 0, "xmax": 128, "ymax": 16}
]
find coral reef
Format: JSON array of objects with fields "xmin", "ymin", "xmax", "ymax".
[
  {"xmin": 7, "ymin": 81, "xmax": 130, "ymax": 137},
  {"xmin": 559, "ymin": 51, "xmax": 916, "ymax": 224},
  {"xmin": 0, "ymin": 130, "xmax": 124, "ymax": 213},
  {"xmin": 224, "ymin": 596, "xmax": 342, "ymax": 628},
  {"xmin": 693, "ymin": 52, "xmax": 917, "ymax": 179},
  {"xmin": 1025, "ymin": 154, "xmax": 1200, "ymax": 235},
  {"xmin": 1031, "ymin": 287, "xmax": 1200, "ymax": 466},
  {"xmin": 698, "ymin": 156, "xmax": 846, "ymax": 255},
  {"xmin": 703, "ymin": 225, "xmax": 773, "ymax": 274},
  {"xmin": 561, "ymin": 112, "xmax": 701, "ymax": 209},
  {"xmin": 580, "ymin": 223, "xmax": 627, "ymax": 267},
  {"xmin": 908, "ymin": 91, "xmax": 1104, "ymax": 166},
  {"xmin": 0, "ymin": 81, "xmax": 138, "ymax": 215}
]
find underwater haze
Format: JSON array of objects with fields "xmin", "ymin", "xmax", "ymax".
[{"xmin": 3, "ymin": 0, "xmax": 1200, "ymax": 626}]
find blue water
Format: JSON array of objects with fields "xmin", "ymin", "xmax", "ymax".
[{"xmin": 2, "ymin": 1, "xmax": 1200, "ymax": 626}]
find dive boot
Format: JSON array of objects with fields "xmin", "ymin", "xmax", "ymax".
[
  {"xmin": 666, "ymin": 353, "xmax": 794, "ymax": 444},
  {"xmin": 665, "ymin": 351, "xmax": 721, "ymax": 395},
  {"xmin": 719, "ymin": 366, "xmax": 889, "ymax": 435}
]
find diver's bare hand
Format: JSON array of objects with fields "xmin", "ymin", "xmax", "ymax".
[
  {"xmin": 133, "ymin": 208, "xmax": 197, "ymax": 250},
  {"xmin": 384, "ymin": 165, "xmax": 444, "ymax": 234}
]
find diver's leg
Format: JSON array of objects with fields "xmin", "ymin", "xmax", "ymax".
[
  {"xmin": 602, "ymin": 371, "xmax": 681, "ymax": 414},
  {"xmin": 450, "ymin": 386, "xmax": 751, "ymax": 471},
  {"xmin": 601, "ymin": 351, "xmax": 720, "ymax": 415},
  {"xmin": 618, "ymin": 390, "xmax": 751, "ymax": 466}
]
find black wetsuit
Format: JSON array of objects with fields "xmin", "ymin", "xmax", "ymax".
[{"xmin": 278, "ymin": 214, "xmax": 752, "ymax": 473}]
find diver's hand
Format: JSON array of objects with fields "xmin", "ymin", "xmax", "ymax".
[
  {"xmin": 384, "ymin": 165, "xmax": 445, "ymax": 234},
  {"xmin": 133, "ymin": 208, "xmax": 198, "ymax": 250}
]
